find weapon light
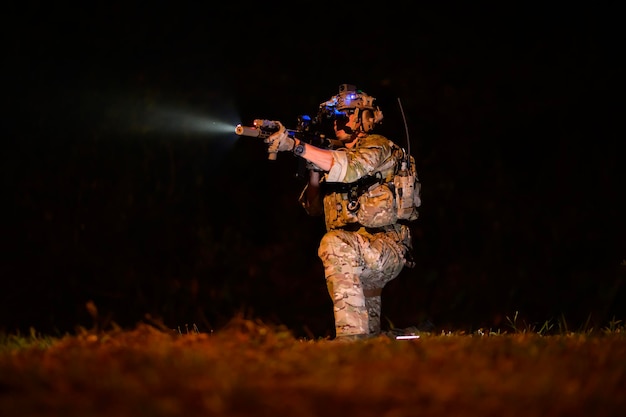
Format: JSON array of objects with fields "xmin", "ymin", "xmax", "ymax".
[
  {"xmin": 102, "ymin": 94, "xmax": 241, "ymax": 139},
  {"xmin": 144, "ymin": 107, "xmax": 238, "ymax": 136}
]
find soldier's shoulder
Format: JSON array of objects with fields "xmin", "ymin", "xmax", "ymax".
[
  {"xmin": 365, "ymin": 133, "xmax": 389, "ymax": 141},
  {"xmin": 363, "ymin": 134, "xmax": 392, "ymax": 146},
  {"xmin": 363, "ymin": 134, "xmax": 402, "ymax": 155}
]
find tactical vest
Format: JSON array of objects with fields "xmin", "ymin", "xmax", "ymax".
[{"xmin": 321, "ymin": 141, "xmax": 421, "ymax": 231}]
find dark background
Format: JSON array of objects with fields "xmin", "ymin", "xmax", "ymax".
[{"xmin": 4, "ymin": 3, "xmax": 624, "ymax": 337}]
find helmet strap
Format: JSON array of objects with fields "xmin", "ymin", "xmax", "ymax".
[{"xmin": 353, "ymin": 108, "xmax": 365, "ymax": 132}]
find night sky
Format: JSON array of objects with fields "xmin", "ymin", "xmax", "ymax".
[{"xmin": 4, "ymin": 4, "xmax": 624, "ymax": 337}]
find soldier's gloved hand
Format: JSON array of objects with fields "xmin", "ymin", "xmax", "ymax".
[{"xmin": 264, "ymin": 122, "xmax": 295, "ymax": 154}]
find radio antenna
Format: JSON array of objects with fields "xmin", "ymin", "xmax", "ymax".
[{"xmin": 397, "ymin": 97, "xmax": 411, "ymax": 164}]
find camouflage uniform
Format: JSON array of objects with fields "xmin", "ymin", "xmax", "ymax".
[{"xmin": 299, "ymin": 133, "xmax": 413, "ymax": 338}]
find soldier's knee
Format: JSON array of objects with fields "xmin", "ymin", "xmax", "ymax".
[{"xmin": 319, "ymin": 230, "xmax": 357, "ymax": 259}]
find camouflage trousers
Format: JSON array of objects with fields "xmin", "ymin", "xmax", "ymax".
[{"xmin": 318, "ymin": 225, "xmax": 409, "ymax": 338}]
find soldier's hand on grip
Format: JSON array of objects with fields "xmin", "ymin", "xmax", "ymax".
[{"xmin": 265, "ymin": 122, "xmax": 295, "ymax": 156}]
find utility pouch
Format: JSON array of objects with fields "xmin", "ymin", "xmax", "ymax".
[
  {"xmin": 392, "ymin": 155, "xmax": 421, "ymax": 221},
  {"xmin": 323, "ymin": 192, "xmax": 358, "ymax": 230},
  {"xmin": 357, "ymin": 183, "xmax": 397, "ymax": 227}
]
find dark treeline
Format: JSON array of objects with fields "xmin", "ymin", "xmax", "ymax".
[{"xmin": 4, "ymin": 78, "xmax": 624, "ymax": 338}]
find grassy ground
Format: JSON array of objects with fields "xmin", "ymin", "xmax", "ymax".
[{"xmin": 1, "ymin": 318, "xmax": 625, "ymax": 417}]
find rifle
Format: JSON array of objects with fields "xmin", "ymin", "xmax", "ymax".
[{"xmin": 235, "ymin": 116, "xmax": 343, "ymax": 160}]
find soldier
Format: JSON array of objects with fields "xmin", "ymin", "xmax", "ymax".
[{"xmin": 266, "ymin": 84, "xmax": 419, "ymax": 341}]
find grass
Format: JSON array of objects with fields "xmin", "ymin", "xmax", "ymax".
[
  {"xmin": 0, "ymin": 327, "xmax": 59, "ymax": 352},
  {"xmin": 0, "ymin": 315, "xmax": 625, "ymax": 417},
  {"xmin": 503, "ymin": 311, "xmax": 624, "ymax": 336}
]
